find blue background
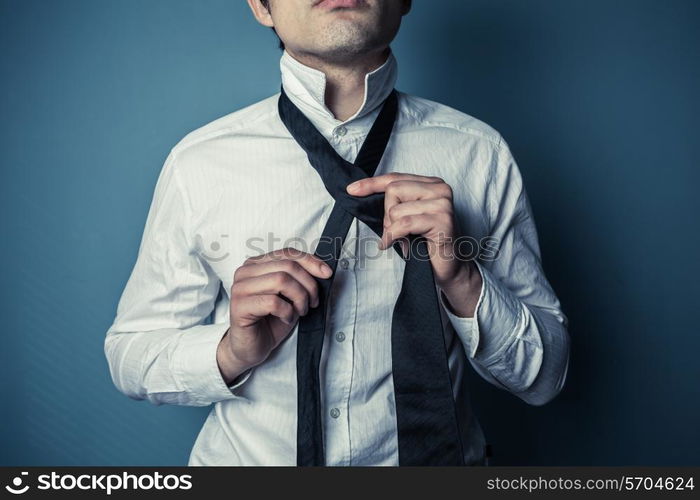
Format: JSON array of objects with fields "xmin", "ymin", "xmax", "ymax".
[{"xmin": 1, "ymin": 0, "xmax": 698, "ymax": 466}]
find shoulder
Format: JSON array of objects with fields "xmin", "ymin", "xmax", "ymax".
[
  {"xmin": 395, "ymin": 92, "xmax": 523, "ymax": 226},
  {"xmin": 396, "ymin": 91, "xmax": 504, "ymax": 149},
  {"xmin": 169, "ymin": 93, "xmax": 281, "ymax": 158}
]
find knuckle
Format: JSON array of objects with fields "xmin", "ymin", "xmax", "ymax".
[
  {"xmin": 231, "ymin": 316, "xmax": 247, "ymax": 329},
  {"xmin": 230, "ymin": 299, "xmax": 245, "ymax": 318},
  {"xmin": 233, "ymin": 265, "xmax": 246, "ymax": 282},
  {"xmin": 292, "ymin": 260, "xmax": 306, "ymax": 274},
  {"xmin": 441, "ymin": 183, "xmax": 453, "ymax": 199},
  {"xmin": 229, "ymin": 299, "xmax": 240, "ymax": 315},
  {"xmin": 266, "ymin": 251, "xmax": 283, "ymax": 262},
  {"xmin": 388, "ymin": 204, "xmax": 401, "ymax": 219},
  {"xmin": 272, "ymin": 271, "xmax": 291, "ymax": 287},
  {"xmin": 244, "ymin": 253, "xmax": 263, "ymax": 265},
  {"xmin": 267, "ymin": 297, "xmax": 283, "ymax": 312},
  {"xmin": 281, "ymin": 246, "xmax": 304, "ymax": 259},
  {"xmin": 438, "ymin": 197, "xmax": 452, "ymax": 211},
  {"xmin": 230, "ymin": 276, "xmax": 248, "ymax": 295},
  {"xmin": 386, "ymin": 182, "xmax": 400, "ymax": 196},
  {"xmin": 260, "ymin": 294, "xmax": 278, "ymax": 309},
  {"xmin": 280, "ymin": 259, "xmax": 298, "ymax": 274}
]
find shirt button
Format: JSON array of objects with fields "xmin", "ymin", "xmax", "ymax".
[
  {"xmin": 339, "ymin": 259, "xmax": 349, "ymax": 270},
  {"xmin": 334, "ymin": 125, "xmax": 347, "ymax": 137},
  {"xmin": 335, "ymin": 331, "xmax": 346, "ymax": 343},
  {"xmin": 330, "ymin": 408, "xmax": 341, "ymax": 419}
]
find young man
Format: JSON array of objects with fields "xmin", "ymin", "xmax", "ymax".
[{"xmin": 104, "ymin": 0, "xmax": 569, "ymax": 466}]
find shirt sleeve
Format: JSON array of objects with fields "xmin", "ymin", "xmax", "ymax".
[
  {"xmin": 103, "ymin": 149, "xmax": 251, "ymax": 407},
  {"xmin": 441, "ymin": 137, "xmax": 570, "ymax": 406}
]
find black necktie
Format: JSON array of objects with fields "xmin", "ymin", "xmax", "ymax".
[{"xmin": 278, "ymin": 87, "xmax": 465, "ymax": 466}]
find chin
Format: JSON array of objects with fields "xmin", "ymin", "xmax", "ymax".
[
  {"xmin": 314, "ymin": 42, "xmax": 375, "ymax": 63},
  {"xmin": 314, "ymin": 25, "xmax": 383, "ymax": 60}
]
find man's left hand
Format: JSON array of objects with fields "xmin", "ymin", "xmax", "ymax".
[{"xmin": 347, "ymin": 173, "xmax": 482, "ymax": 317}]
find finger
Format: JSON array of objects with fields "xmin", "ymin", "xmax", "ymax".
[
  {"xmin": 384, "ymin": 198, "xmax": 452, "ymax": 228},
  {"xmin": 384, "ymin": 181, "xmax": 452, "ymax": 230},
  {"xmin": 233, "ymin": 271, "xmax": 313, "ymax": 316},
  {"xmin": 398, "ymin": 237, "xmax": 409, "ymax": 259},
  {"xmin": 380, "ymin": 214, "xmax": 442, "ymax": 250},
  {"xmin": 346, "ymin": 173, "xmax": 443, "ymax": 196},
  {"xmin": 233, "ymin": 259, "xmax": 321, "ymax": 308},
  {"xmin": 243, "ymin": 247, "xmax": 332, "ymax": 279},
  {"xmin": 233, "ymin": 294, "xmax": 297, "ymax": 327},
  {"xmin": 383, "ymin": 179, "xmax": 452, "ymax": 204}
]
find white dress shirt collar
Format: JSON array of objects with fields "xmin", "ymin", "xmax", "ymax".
[{"xmin": 279, "ymin": 49, "xmax": 398, "ymax": 128}]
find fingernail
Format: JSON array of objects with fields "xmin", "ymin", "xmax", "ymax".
[
  {"xmin": 347, "ymin": 182, "xmax": 359, "ymax": 193},
  {"xmin": 320, "ymin": 263, "xmax": 333, "ymax": 277}
]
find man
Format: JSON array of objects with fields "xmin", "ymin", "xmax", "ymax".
[{"xmin": 104, "ymin": 0, "xmax": 569, "ymax": 466}]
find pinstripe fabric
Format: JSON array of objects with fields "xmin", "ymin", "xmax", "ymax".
[{"xmin": 103, "ymin": 50, "xmax": 570, "ymax": 466}]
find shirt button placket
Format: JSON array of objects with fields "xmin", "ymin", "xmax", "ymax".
[{"xmin": 326, "ymin": 232, "xmax": 357, "ymax": 465}]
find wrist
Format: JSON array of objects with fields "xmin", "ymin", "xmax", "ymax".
[
  {"xmin": 438, "ymin": 261, "xmax": 482, "ymax": 318},
  {"xmin": 216, "ymin": 328, "xmax": 252, "ymax": 386}
]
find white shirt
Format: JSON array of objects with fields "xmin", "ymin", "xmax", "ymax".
[{"xmin": 104, "ymin": 50, "xmax": 570, "ymax": 466}]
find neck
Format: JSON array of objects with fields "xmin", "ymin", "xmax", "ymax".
[{"xmin": 285, "ymin": 47, "xmax": 391, "ymax": 122}]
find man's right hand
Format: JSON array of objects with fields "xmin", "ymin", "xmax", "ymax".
[{"xmin": 216, "ymin": 248, "xmax": 333, "ymax": 385}]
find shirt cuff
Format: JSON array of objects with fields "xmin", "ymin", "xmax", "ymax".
[
  {"xmin": 228, "ymin": 368, "xmax": 253, "ymax": 390},
  {"xmin": 438, "ymin": 286, "xmax": 480, "ymax": 358},
  {"xmin": 171, "ymin": 323, "xmax": 252, "ymax": 405},
  {"xmin": 438, "ymin": 260, "xmax": 524, "ymax": 364},
  {"xmin": 470, "ymin": 259, "xmax": 525, "ymax": 366}
]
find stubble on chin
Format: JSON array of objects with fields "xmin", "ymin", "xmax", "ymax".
[{"xmin": 305, "ymin": 21, "xmax": 384, "ymax": 63}]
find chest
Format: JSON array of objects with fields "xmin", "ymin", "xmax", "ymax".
[{"xmin": 181, "ymin": 131, "xmax": 484, "ymax": 291}]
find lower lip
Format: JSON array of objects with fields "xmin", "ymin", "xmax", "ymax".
[{"xmin": 316, "ymin": 0, "xmax": 364, "ymax": 9}]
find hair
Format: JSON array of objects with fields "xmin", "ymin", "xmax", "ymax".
[{"xmin": 259, "ymin": 0, "xmax": 285, "ymax": 51}]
